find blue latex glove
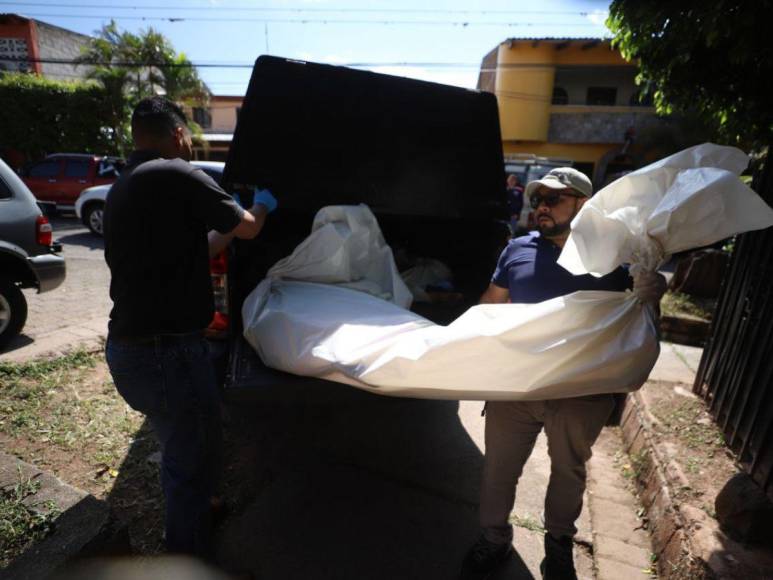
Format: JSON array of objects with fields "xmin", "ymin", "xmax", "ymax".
[{"xmin": 252, "ymin": 188, "xmax": 277, "ymax": 213}]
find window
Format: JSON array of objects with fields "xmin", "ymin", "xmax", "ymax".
[
  {"xmin": 29, "ymin": 160, "xmax": 60, "ymax": 178},
  {"xmin": 586, "ymin": 87, "xmax": 617, "ymax": 106},
  {"xmin": 551, "ymin": 87, "xmax": 568, "ymax": 105},
  {"xmin": 64, "ymin": 160, "xmax": 90, "ymax": 178},
  {"xmin": 193, "ymin": 107, "xmax": 212, "ymax": 129},
  {"xmin": 208, "ymin": 150, "xmax": 229, "ymax": 162},
  {"xmin": 0, "ymin": 177, "xmax": 11, "ymax": 199},
  {"xmin": 98, "ymin": 159, "xmax": 123, "ymax": 177}
]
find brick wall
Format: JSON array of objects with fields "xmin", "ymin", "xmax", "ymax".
[{"xmin": 548, "ymin": 111, "xmax": 666, "ymax": 144}]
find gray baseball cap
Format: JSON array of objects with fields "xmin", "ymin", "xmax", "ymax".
[{"xmin": 524, "ymin": 167, "xmax": 593, "ymax": 198}]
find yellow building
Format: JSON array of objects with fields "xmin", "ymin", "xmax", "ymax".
[
  {"xmin": 190, "ymin": 95, "xmax": 244, "ymax": 161},
  {"xmin": 478, "ymin": 38, "xmax": 666, "ymax": 186}
]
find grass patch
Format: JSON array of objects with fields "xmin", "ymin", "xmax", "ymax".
[
  {"xmin": 0, "ymin": 468, "xmax": 60, "ymax": 568},
  {"xmin": 658, "ymin": 399, "xmax": 725, "ymax": 451},
  {"xmin": 0, "ymin": 350, "xmax": 163, "ymax": 558},
  {"xmin": 620, "ymin": 450, "xmax": 650, "ymax": 481},
  {"xmin": 661, "ymin": 291, "xmax": 713, "ymax": 321},
  {"xmin": 0, "ymin": 350, "xmax": 97, "ymax": 381},
  {"xmin": 0, "ymin": 350, "xmax": 142, "ymax": 472},
  {"xmin": 0, "ymin": 351, "xmax": 162, "ymax": 556}
]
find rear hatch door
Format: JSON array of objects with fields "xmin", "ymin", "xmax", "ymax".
[{"xmin": 221, "ymin": 56, "xmax": 507, "ymax": 400}]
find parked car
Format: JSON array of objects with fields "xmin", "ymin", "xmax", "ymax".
[
  {"xmin": 0, "ymin": 157, "xmax": 66, "ymax": 348},
  {"xmin": 19, "ymin": 153, "xmax": 124, "ymax": 211},
  {"xmin": 75, "ymin": 161, "xmax": 225, "ymax": 236},
  {"xmin": 213, "ymin": 56, "xmax": 509, "ymax": 399}
]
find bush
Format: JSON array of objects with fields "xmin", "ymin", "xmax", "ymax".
[{"xmin": 0, "ymin": 73, "xmax": 129, "ymax": 163}]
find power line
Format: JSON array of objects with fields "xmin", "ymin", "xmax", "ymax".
[
  {"xmin": 1, "ymin": 57, "xmax": 615, "ymax": 71},
  {"xmin": 0, "ymin": 2, "xmax": 603, "ymax": 17},
  {"xmin": 9, "ymin": 11, "xmax": 606, "ymax": 27}
]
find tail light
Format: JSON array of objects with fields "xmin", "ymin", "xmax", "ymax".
[
  {"xmin": 207, "ymin": 251, "xmax": 229, "ymax": 338},
  {"xmin": 36, "ymin": 215, "xmax": 53, "ymax": 246}
]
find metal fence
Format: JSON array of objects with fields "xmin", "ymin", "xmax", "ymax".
[{"xmin": 693, "ymin": 158, "xmax": 773, "ymax": 501}]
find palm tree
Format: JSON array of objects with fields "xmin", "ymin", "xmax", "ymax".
[{"xmin": 76, "ymin": 21, "xmax": 209, "ymax": 152}]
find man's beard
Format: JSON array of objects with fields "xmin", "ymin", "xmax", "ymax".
[{"xmin": 537, "ymin": 216, "xmax": 571, "ymax": 238}]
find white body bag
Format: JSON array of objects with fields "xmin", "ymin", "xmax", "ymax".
[{"xmin": 242, "ymin": 144, "xmax": 773, "ymax": 400}]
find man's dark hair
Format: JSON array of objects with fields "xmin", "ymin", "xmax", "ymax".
[{"xmin": 131, "ymin": 96, "xmax": 189, "ymax": 140}]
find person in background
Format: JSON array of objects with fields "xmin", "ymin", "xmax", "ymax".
[
  {"xmin": 461, "ymin": 167, "xmax": 666, "ymax": 580},
  {"xmin": 506, "ymin": 174, "xmax": 525, "ymax": 235},
  {"xmin": 103, "ymin": 96, "xmax": 278, "ymax": 560}
]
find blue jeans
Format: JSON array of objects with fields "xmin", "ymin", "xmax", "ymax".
[{"xmin": 106, "ymin": 332, "xmax": 222, "ymax": 558}]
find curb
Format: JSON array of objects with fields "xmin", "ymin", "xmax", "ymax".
[
  {"xmin": 619, "ymin": 391, "xmax": 773, "ymax": 579},
  {"xmin": 659, "ymin": 316, "xmax": 710, "ymax": 348},
  {"xmin": 0, "ymin": 452, "xmax": 130, "ymax": 580},
  {"xmin": 619, "ymin": 393, "xmax": 704, "ymax": 579},
  {"xmin": 0, "ymin": 317, "xmax": 108, "ymax": 363}
]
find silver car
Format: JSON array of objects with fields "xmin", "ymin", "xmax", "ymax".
[
  {"xmin": 76, "ymin": 160, "xmax": 225, "ymax": 236},
  {"xmin": 0, "ymin": 157, "xmax": 66, "ymax": 348}
]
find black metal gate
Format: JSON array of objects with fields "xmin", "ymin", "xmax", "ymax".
[{"xmin": 694, "ymin": 157, "xmax": 773, "ymax": 501}]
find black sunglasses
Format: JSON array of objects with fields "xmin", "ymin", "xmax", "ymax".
[{"xmin": 529, "ymin": 191, "xmax": 583, "ymax": 210}]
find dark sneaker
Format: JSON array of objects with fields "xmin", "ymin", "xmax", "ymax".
[
  {"xmin": 539, "ymin": 534, "xmax": 576, "ymax": 580},
  {"xmin": 459, "ymin": 534, "xmax": 513, "ymax": 579}
]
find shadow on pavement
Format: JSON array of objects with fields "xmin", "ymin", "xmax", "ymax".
[
  {"xmin": 56, "ymin": 231, "xmax": 104, "ymax": 251},
  {"xmin": 102, "ymin": 418, "xmax": 165, "ymax": 554},
  {"xmin": 213, "ymin": 381, "xmax": 533, "ymax": 580},
  {"xmin": 0, "ymin": 333, "xmax": 34, "ymax": 355},
  {"xmin": 50, "ymin": 215, "xmax": 84, "ymax": 231},
  {"xmin": 100, "ymin": 377, "xmax": 536, "ymax": 579}
]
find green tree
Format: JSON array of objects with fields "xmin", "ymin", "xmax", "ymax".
[
  {"xmin": 0, "ymin": 74, "xmax": 121, "ymax": 162},
  {"xmin": 607, "ymin": 2, "xmax": 773, "ymax": 151},
  {"xmin": 77, "ymin": 21, "xmax": 207, "ymax": 102},
  {"xmin": 76, "ymin": 21, "xmax": 209, "ymax": 152}
]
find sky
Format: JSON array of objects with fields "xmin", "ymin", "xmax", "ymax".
[{"xmin": 3, "ymin": 0, "xmax": 613, "ymax": 95}]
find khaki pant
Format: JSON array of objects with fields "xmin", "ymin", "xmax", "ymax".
[{"xmin": 479, "ymin": 395, "xmax": 615, "ymax": 544}]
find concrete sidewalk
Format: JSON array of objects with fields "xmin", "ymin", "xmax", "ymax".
[{"xmin": 648, "ymin": 341, "xmax": 703, "ymax": 384}]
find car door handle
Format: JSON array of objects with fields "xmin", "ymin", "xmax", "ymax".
[
  {"xmin": 48, "ymin": 179, "xmax": 57, "ymax": 183},
  {"xmin": 78, "ymin": 180, "xmax": 87, "ymax": 183}
]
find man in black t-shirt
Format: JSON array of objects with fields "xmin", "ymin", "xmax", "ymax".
[{"xmin": 104, "ymin": 96, "xmax": 276, "ymax": 558}]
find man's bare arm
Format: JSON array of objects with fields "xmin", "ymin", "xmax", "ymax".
[{"xmin": 479, "ymin": 283, "xmax": 510, "ymax": 304}]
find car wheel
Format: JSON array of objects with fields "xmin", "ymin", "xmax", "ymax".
[
  {"xmin": 0, "ymin": 280, "xmax": 28, "ymax": 349},
  {"xmin": 84, "ymin": 203, "xmax": 105, "ymax": 236}
]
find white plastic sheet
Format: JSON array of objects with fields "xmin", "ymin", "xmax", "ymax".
[{"xmin": 243, "ymin": 144, "xmax": 773, "ymax": 400}]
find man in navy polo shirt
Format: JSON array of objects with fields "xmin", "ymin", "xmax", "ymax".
[{"xmin": 461, "ymin": 168, "xmax": 665, "ymax": 580}]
